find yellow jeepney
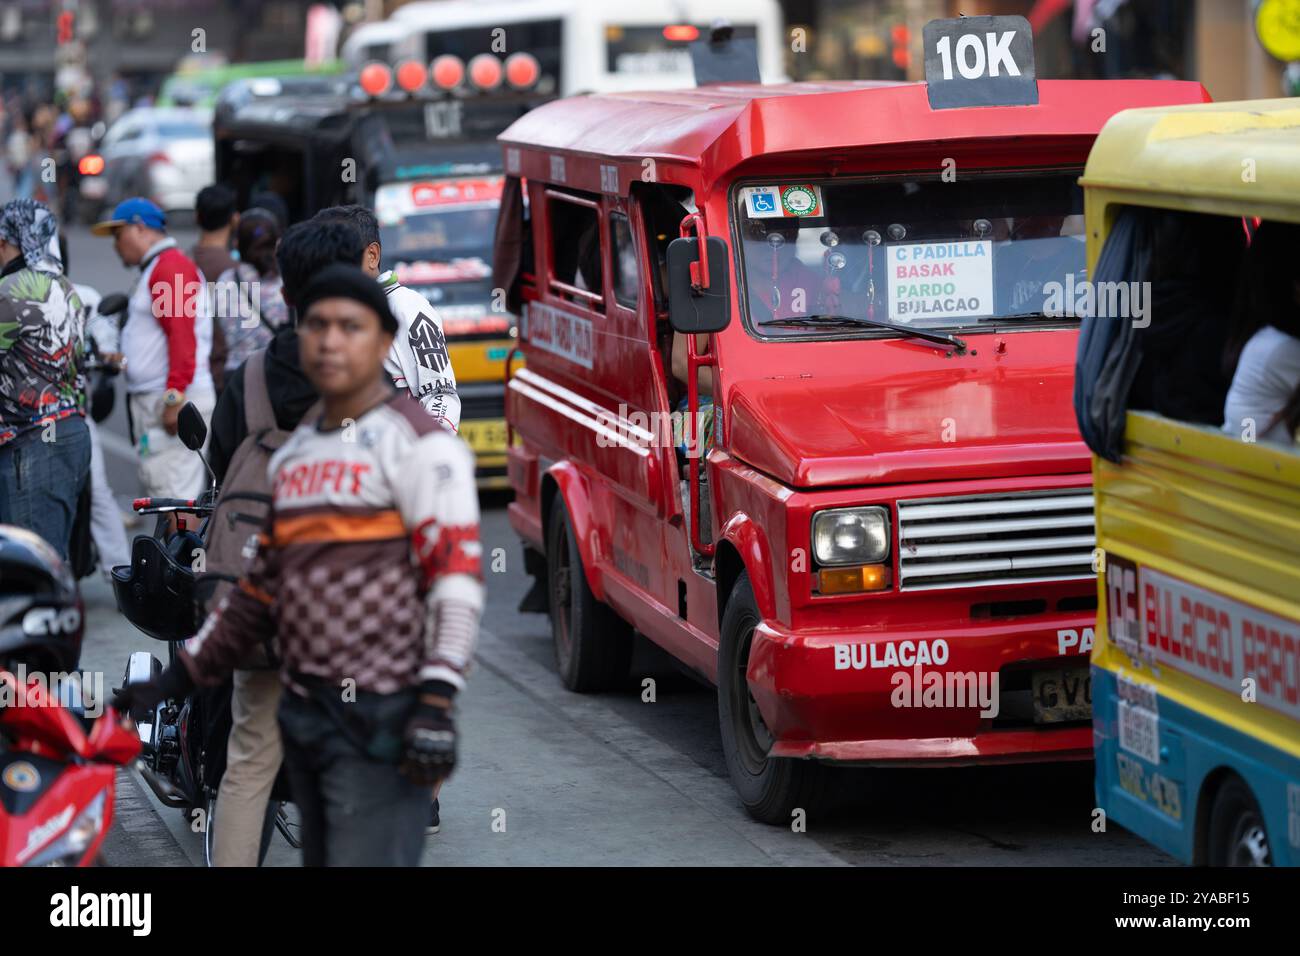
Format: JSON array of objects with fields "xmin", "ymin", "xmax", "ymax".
[{"xmin": 1079, "ymin": 99, "xmax": 1300, "ymax": 865}]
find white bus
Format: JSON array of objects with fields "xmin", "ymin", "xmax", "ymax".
[{"xmin": 381, "ymin": 0, "xmax": 786, "ymax": 94}]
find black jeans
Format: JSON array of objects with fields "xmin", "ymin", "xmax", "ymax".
[{"xmin": 278, "ymin": 685, "xmax": 432, "ymax": 867}]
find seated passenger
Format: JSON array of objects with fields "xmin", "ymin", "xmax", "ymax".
[
  {"xmin": 1128, "ymin": 211, "xmax": 1244, "ymax": 426},
  {"xmin": 1222, "ymin": 222, "xmax": 1300, "ymax": 446},
  {"xmin": 744, "ymin": 219, "xmax": 821, "ymax": 323}
]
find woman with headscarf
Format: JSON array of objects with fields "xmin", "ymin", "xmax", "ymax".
[{"xmin": 0, "ymin": 198, "xmax": 91, "ymax": 559}]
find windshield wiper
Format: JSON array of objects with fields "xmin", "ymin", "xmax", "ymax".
[{"xmin": 762, "ymin": 315, "xmax": 968, "ymax": 351}]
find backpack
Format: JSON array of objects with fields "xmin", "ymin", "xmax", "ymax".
[{"xmin": 197, "ymin": 350, "xmax": 287, "ymax": 669}]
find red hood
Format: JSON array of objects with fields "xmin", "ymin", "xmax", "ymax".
[{"xmin": 725, "ymin": 350, "xmax": 1089, "ymax": 489}]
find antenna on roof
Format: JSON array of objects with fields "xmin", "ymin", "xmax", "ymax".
[{"xmin": 689, "ymin": 19, "xmax": 761, "ymax": 86}]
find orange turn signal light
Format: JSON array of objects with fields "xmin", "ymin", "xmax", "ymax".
[{"xmin": 818, "ymin": 564, "xmax": 889, "ymax": 595}]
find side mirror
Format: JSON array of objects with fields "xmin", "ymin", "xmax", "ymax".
[
  {"xmin": 667, "ymin": 236, "xmax": 731, "ymax": 334},
  {"xmin": 177, "ymin": 402, "xmax": 207, "ymax": 452},
  {"xmin": 97, "ymin": 292, "xmax": 128, "ymax": 316}
]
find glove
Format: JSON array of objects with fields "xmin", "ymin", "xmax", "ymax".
[
  {"xmin": 400, "ymin": 682, "xmax": 457, "ymax": 786},
  {"xmin": 111, "ymin": 660, "xmax": 195, "ymax": 722}
]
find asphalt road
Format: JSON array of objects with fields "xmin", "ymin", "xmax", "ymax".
[{"xmin": 56, "ymin": 222, "xmax": 1173, "ymax": 867}]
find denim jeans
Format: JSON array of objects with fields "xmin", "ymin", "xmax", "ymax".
[
  {"xmin": 0, "ymin": 414, "xmax": 91, "ymax": 560},
  {"xmin": 279, "ymin": 686, "xmax": 432, "ymax": 867}
]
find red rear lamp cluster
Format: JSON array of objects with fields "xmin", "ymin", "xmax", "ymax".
[
  {"xmin": 663, "ymin": 24, "xmax": 699, "ymax": 42},
  {"xmin": 361, "ymin": 52, "xmax": 542, "ymax": 97},
  {"xmin": 78, "ymin": 154, "xmax": 104, "ymax": 176}
]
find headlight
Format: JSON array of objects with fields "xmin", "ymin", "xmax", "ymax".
[
  {"xmin": 24, "ymin": 790, "xmax": 107, "ymax": 867},
  {"xmin": 812, "ymin": 507, "xmax": 889, "ymax": 566}
]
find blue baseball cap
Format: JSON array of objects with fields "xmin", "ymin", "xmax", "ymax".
[{"xmin": 91, "ymin": 197, "xmax": 166, "ymax": 235}]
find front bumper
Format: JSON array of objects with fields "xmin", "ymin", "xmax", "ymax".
[{"xmin": 747, "ymin": 614, "xmax": 1094, "ymax": 765}]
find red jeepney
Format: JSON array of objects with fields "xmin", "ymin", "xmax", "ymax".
[{"xmin": 496, "ymin": 20, "xmax": 1209, "ymax": 822}]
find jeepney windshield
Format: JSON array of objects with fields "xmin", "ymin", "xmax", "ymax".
[{"xmin": 734, "ymin": 173, "xmax": 1085, "ymax": 338}]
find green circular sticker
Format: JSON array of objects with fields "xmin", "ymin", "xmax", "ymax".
[{"xmin": 781, "ymin": 185, "xmax": 818, "ymax": 217}]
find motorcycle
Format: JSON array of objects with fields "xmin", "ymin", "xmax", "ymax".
[
  {"xmin": 0, "ymin": 670, "xmax": 140, "ymax": 866},
  {"xmin": 0, "ymin": 525, "xmax": 140, "ymax": 867},
  {"xmin": 112, "ymin": 404, "xmax": 297, "ymax": 866}
]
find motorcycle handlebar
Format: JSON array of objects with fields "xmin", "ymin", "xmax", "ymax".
[{"xmin": 132, "ymin": 496, "xmax": 214, "ymax": 516}]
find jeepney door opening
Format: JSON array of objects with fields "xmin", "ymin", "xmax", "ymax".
[{"xmin": 635, "ymin": 183, "xmax": 718, "ymax": 558}]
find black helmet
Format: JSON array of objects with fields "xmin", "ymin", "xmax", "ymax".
[
  {"xmin": 110, "ymin": 530, "xmax": 203, "ymax": 642},
  {"xmin": 0, "ymin": 525, "xmax": 84, "ymax": 673}
]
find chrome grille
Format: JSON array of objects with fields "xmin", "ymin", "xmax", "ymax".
[{"xmin": 896, "ymin": 489, "xmax": 1096, "ymax": 591}]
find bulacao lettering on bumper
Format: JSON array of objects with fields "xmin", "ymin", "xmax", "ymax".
[{"xmin": 745, "ymin": 615, "xmax": 1094, "ymax": 765}]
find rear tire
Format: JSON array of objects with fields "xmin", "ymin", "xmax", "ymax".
[
  {"xmin": 545, "ymin": 499, "xmax": 632, "ymax": 692},
  {"xmin": 718, "ymin": 572, "xmax": 827, "ymax": 825},
  {"xmin": 1208, "ymin": 777, "xmax": 1271, "ymax": 866}
]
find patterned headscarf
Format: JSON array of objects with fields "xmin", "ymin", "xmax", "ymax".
[{"xmin": 0, "ymin": 199, "xmax": 63, "ymax": 275}]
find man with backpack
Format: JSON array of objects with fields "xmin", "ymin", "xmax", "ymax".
[
  {"xmin": 200, "ymin": 220, "xmax": 364, "ymax": 867},
  {"xmin": 118, "ymin": 264, "xmax": 484, "ymax": 866}
]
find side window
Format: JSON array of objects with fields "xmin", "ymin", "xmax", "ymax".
[
  {"xmin": 547, "ymin": 190, "xmax": 603, "ymax": 310},
  {"xmin": 609, "ymin": 213, "xmax": 638, "ymax": 310}
]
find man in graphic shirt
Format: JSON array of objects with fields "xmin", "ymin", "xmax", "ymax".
[
  {"xmin": 313, "ymin": 205, "xmax": 461, "ymax": 431},
  {"xmin": 117, "ymin": 265, "xmax": 483, "ymax": 866}
]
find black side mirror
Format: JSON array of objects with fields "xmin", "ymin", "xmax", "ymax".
[
  {"xmin": 667, "ymin": 236, "xmax": 731, "ymax": 334},
  {"xmin": 97, "ymin": 292, "xmax": 128, "ymax": 316},
  {"xmin": 177, "ymin": 402, "xmax": 207, "ymax": 451}
]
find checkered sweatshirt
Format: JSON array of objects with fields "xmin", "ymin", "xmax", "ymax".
[{"xmin": 182, "ymin": 391, "xmax": 484, "ymax": 695}]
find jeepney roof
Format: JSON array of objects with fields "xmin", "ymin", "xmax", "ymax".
[
  {"xmin": 497, "ymin": 79, "xmax": 1210, "ymax": 186},
  {"xmin": 1081, "ymin": 97, "xmax": 1300, "ymax": 223}
]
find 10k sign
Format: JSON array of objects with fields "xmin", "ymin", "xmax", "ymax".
[{"xmin": 923, "ymin": 16, "xmax": 1039, "ymax": 110}]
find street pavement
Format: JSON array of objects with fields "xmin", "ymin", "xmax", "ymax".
[{"xmin": 59, "ymin": 222, "xmax": 1173, "ymax": 866}]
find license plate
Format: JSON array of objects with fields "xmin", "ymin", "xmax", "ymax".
[
  {"xmin": 80, "ymin": 177, "xmax": 107, "ymax": 199},
  {"xmin": 1031, "ymin": 668, "xmax": 1091, "ymax": 723},
  {"xmin": 460, "ymin": 418, "xmax": 507, "ymax": 453}
]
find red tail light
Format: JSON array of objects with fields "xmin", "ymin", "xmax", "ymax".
[
  {"xmin": 663, "ymin": 24, "xmax": 699, "ymax": 42},
  {"xmin": 359, "ymin": 62, "xmax": 393, "ymax": 96},
  {"xmin": 78, "ymin": 153, "xmax": 104, "ymax": 176},
  {"xmin": 146, "ymin": 151, "xmax": 173, "ymax": 166},
  {"xmin": 431, "ymin": 55, "xmax": 465, "ymax": 89},
  {"xmin": 468, "ymin": 53, "xmax": 503, "ymax": 90},
  {"xmin": 505, "ymin": 52, "xmax": 540, "ymax": 89}
]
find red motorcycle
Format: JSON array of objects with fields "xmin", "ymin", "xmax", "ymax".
[{"xmin": 0, "ymin": 525, "xmax": 140, "ymax": 867}]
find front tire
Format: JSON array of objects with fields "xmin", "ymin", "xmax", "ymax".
[
  {"xmin": 718, "ymin": 572, "xmax": 827, "ymax": 825},
  {"xmin": 545, "ymin": 499, "xmax": 632, "ymax": 692},
  {"xmin": 1208, "ymin": 777, "xmax": 1271, "ymax": 866}
]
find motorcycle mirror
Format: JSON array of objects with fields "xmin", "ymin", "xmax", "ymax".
[
  {"xmin": 97, "ymin": 292, "xmax": 128, "ymax": 316},
  {"xmin": 177, "ymin": 402, "xmax": 207, "ymax": 451}
]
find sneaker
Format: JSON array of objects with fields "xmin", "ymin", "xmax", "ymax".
[{"xmin": 427, "ymin": 798, "xmax": 440, "ymax": 835}]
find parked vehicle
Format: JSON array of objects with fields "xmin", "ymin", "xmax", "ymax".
[
  {"xmin": 0, "ymin": 526, "xmax": 139, "ymax": 867},
  {"xmin": 78, "ymin": 107, "xmax": 214, "ymax": 222},
  {"xmin": 497, "ymin": 18, "xmax": 1210, "ymax": 822},
  {"xmin": 1080, "ymin": 97, "xmax": 1300, "ymax": 866}
]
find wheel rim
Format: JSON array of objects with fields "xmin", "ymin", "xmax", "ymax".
[
  {"xmin": 1230, "ymin": 815, "xmax": 1271, "ymax": 866},
  {"xmin": 730, "ymin": 623, "xmax": 774, "ymax": 775},
  {"xmin": 551, "ymin": 523, "xmax": 574, "ymax": 666}
]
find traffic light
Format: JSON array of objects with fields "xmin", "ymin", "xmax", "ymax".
[
  {"xmin": 57, "ymin": 10, "xmax": 74, "ymax": 44},
  {"xmin": 891, "ymin": 24, "xmax": 910, "ymax": 70}
]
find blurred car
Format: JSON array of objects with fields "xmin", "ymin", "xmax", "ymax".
[{"xmin": 78, "ymin": 107, "xmax": 214, "ymax": 222}]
